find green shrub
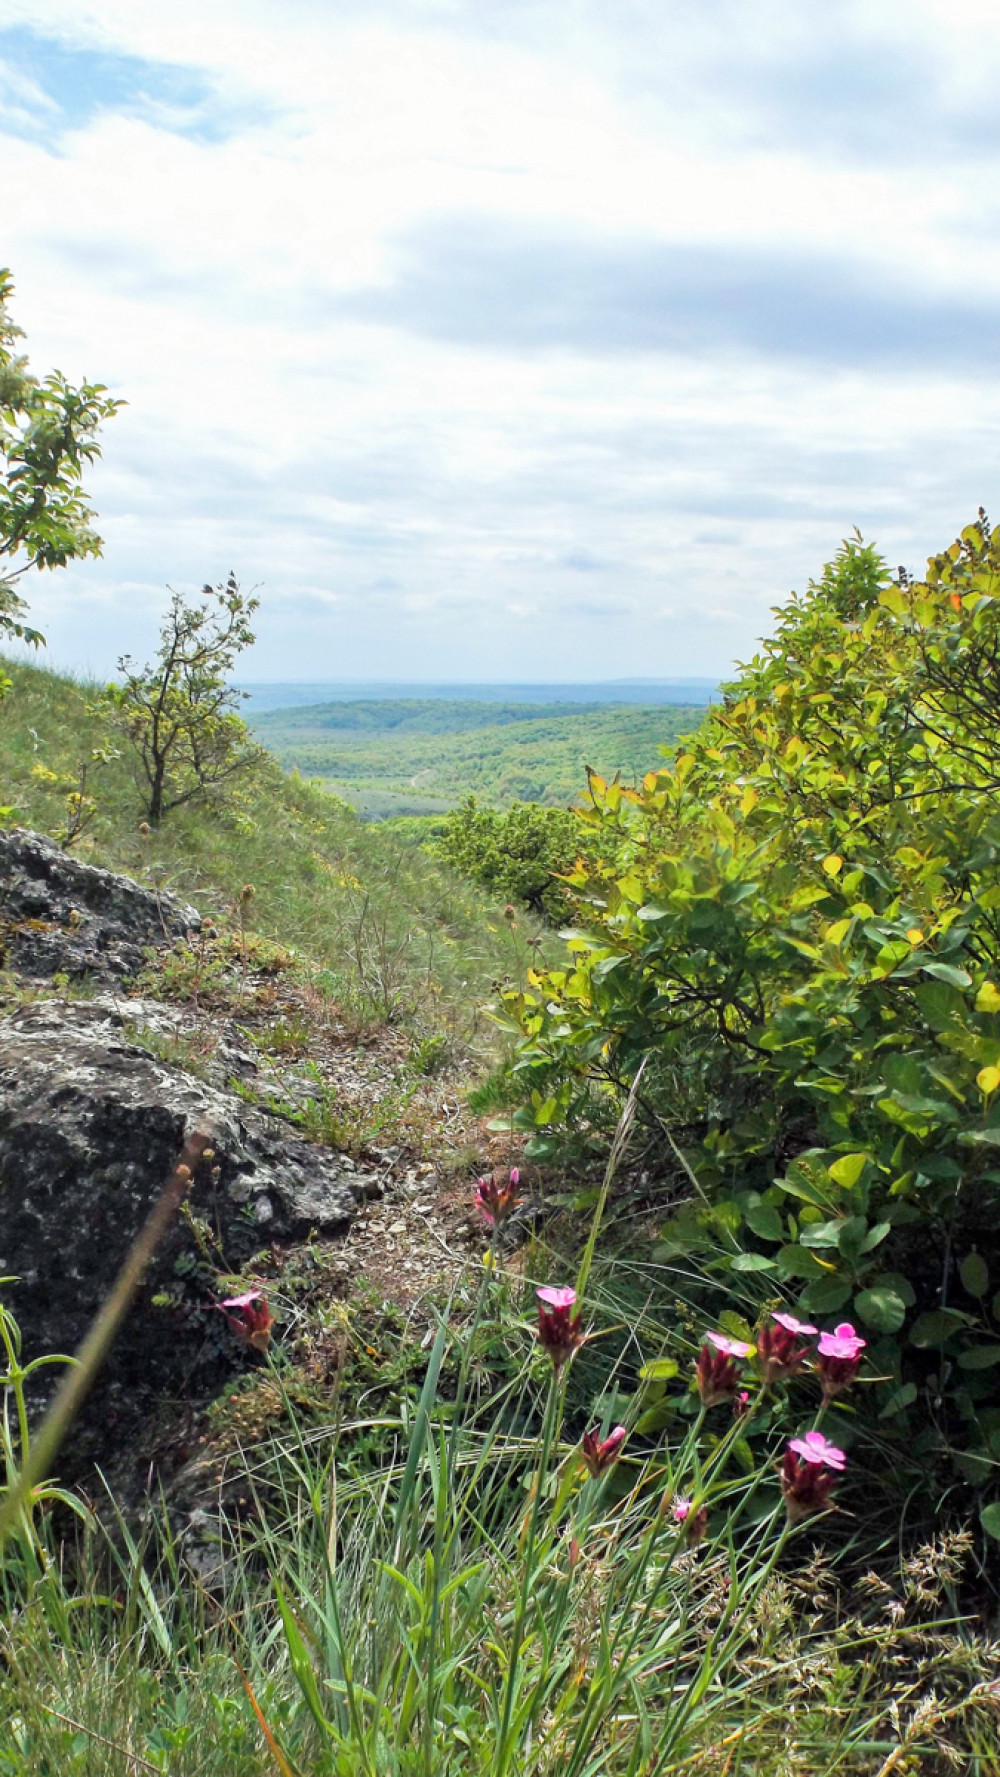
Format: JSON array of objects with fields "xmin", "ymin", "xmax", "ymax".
[
  {"xmin": 432, "ymin": 795, "xmax": 607, "ymax": 921},
  {"xmin": 502, "ymin": 517, "xmax": 1000, "ymax": 1492}
]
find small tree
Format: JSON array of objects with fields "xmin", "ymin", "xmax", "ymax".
[
  {"xmin": 0, "ymin": 268, "xmax": 122, "ymax": 647},
  {"xmin": 108, "ymin": 576, "xmax": 261, "ymax": 825}
]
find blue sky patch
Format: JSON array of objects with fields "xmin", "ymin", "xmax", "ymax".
[{"xmin": 0, "ymin": 25, "xmax": 250, "ymax": 144}]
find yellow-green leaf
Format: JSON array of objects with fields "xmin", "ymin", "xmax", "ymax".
[{"xmin": 828, "ymin": 1152, "xmax": 868, "ymax": 1190}]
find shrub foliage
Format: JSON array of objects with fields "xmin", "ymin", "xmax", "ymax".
[
  {"xmin": 503, "ymin": 517, "xmax": 1000, "ymax": 1489},
  {"xmin": 432, "ymin": 795, "xmax": 603, "ymax": 920},
  {"xmin": 0, "ymin": 267, "xmax": 121, "ymax": 650}
]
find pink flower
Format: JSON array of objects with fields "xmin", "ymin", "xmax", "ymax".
[
  {"xmin": 817, "ymin": 1322, "xmax": 866, "ymax": 1360},
  {"xmin": 705, "ymin": 1331, "xmax": 755, "ymax": 1358},
  {"xmin": 772, "ymin": 1312, "xmax": 817, "ymax": 1337},
  {"xmin": 475, "ymin": 1168, "xmax": 522, "ymax": 1225},
  {"xmin": 816, "ymin": 1322, "xmax": 866, "ymax": 1399},
  {"xmin": 536, "ymin": 1286, "xmax": 585, "ymax": 1370},
  {"xmin": 580, "ymin": 1424, "xmax": 627, "ymax": 1478},
  {"xmin": 733, "ymin": 1390, "xmax": 751, "ymax": 1420},
  {"xmin": 780, "ymin": 1434, "xmax": 846, "ymax": 1524},
  {"xmin": 216, "ymin": 1290, "xmax": 275, "ymax": 1353},
  {"xmin": 788, "ymin": 1430, "xmax": 847, "ymax": 1470},
  {"xmin": 695, "ymin": 1339, "xmax": 748, "ymax": 1408},
  {"xmin": 670, "ymin": 1497, "xmax": 708, "ymax": 1545},
  {"xmin": 537, "ymin": 1286, "xmax": 577, "ymax": 1309},
  {"xmin": 758, "ymin": 1317, "xmax": 813, "ymax": 1385}
]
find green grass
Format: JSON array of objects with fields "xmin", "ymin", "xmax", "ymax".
[
  {"xmin": 3, "ymin": 1241, "xmax": 998, "ymax": 1777},
  {"xmin": 0, "ymin": 659, "xmax": 554, "ymax": 1042},
  {"xmin": 247, "ymin": 699, "xmax": 704, "ymax": 815}
]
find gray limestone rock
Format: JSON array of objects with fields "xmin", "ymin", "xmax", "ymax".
[
  {"xmin": 0, "ymin": 996, "xmax": 365, "ymax": 1401},
  {"xmin": 0, "ymin": 827, "xmax": 200, "ymax": 982}
]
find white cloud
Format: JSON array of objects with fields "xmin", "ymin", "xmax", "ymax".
[{"xmin": 3, "ymin": 0, "xmax": 1000, "ymax": 681}]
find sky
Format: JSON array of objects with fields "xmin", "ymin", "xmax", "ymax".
[{"xmin": 3, "ymin": 0, "xmax": 1000, "ymax": 683}]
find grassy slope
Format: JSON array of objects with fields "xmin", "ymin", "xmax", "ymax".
[
  {"xmin": 0, "ymin": 660, "xmax": 553, "ymax": 1044},
  {"xmin": 248, "ymin": 698, "xmax": 702, "ymax": 812}
]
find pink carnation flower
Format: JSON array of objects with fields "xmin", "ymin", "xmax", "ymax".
[
  {"xmin": 788, "ymin": 1430, "xmax": 846, "ymax": 1470},
  {"xmin": 817, "ymin": 1323, "xmax": 866, "ymax": 1360},
  {"xmin": 781, "ymin": 1434, "xmax": 845, "ymax": 1523},
  {"xmin": 772, "ymin": 1311, "xmax": 817, "ymax": 1337},
  {"xmin": 816, "ymin": 1322, "xmax": 866, "ymax": 1400},
  {"xmin": 705, "ymin": 1330, "xmax": 754, "ymax": 1358},
  {"xmin": 537, "ymin": 1286, "xmax": 577, "ymax": 1310}
]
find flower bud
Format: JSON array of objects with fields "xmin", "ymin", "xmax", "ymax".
[{"xmin": 536, "ymin": 1286, "xmax": 586, "ymax": 1370}]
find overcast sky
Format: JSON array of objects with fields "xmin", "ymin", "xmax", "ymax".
[{"xmin": 3, "ymin": 0, "xmax": 1000, "ymax": 683}]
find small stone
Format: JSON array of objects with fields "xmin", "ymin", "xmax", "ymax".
[{"xmin": 388, "ymin": 1220, "xmax": 406, "ymax": 1234}]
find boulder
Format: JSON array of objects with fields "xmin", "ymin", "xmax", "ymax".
[
  {"xmin": 0, "ymin": 996, "xmax": 369, "ymax": 1408},
  {"xmin": 0, "ymin": 827, "xmax": 199, "ymax": 982}
]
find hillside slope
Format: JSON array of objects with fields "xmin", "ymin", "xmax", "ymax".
[{"xmin": 0, "ymin": 660, "xmax": 553, "ymax": 1041}]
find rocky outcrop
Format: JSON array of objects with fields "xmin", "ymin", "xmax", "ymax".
[
  {"xmin": 0, "ymin": 827, "xmax": 199, "ymax": 982},
  {"xmin": 0, "ymin": 996, "xmax": 369, "ymax": 1392}
]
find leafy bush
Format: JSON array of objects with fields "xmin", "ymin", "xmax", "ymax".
[
  {"xmin": 433, "ymin": 795, "xmax": 605, "ymax": 920},
  {"xmin": 502, "ymin": 517, "xmax": 1000, "ymax": 1492}
]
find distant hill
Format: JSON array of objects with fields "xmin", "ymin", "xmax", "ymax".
[
  {"xmin": 247, "ymin": 697, "xmax": 707, "ymax": 816},
  {"xmin": 237, "ymin": 678, "xmax": 719, "ymax": 713}
]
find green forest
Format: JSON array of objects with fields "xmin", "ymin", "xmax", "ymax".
[{"xmin": 248, "ymin": 697, "xmax": 703, "ymax": 814}]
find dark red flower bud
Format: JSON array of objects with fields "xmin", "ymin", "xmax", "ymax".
[
  {"xmin": 536, "ymin": 1287, "xmax": 585, "ymax": 1370},
  {"xmin": 580, "ymin": 1424, "xmax": 626, "ymax": 1478}
]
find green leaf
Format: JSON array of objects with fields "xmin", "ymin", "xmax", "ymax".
[
  {"xmin": 854, "ymin": 1285, "xmax": 907, "ymax": 1334},
  {"xmin": 980, "ymin": 1502, "xmax": 1000, "ymax": 1540},
  {"xmin": 776, "ymin": 1243, "xmax": 832, "ymax": 1280},
  {"xmin": 860, "ymin": 1220, "xmax": 892, "ymax": 1253},
  {"xmin": 639, "ymin": 1358, "xmax": 679, "ymax": 1382},
  {"xmin": 876, "ymin": 1270, "xmax": 917, "ymax": 1307},
  {"xmin": 908, "ymin": 1308, "xmax": 973, "ymax": 1347},
  {"xmin": 957, "ymin": 1346, "xmax": 1000, "ymax": 1370},
  {"xmin": 960, "ymin": 1253, "xmax": 990, "ymax": 1298},
  {"xmin": 744, "ymin": 1203, "xmax": 784, "ymax": 1241},
  {"xmin": 730, "ymin": 1252, "xmax": 777, "ymax": 1272},
  {"xmin": 799, "ymin": 1219, "xmax": 844, "ymax": 1249},
  {"xmin": 798, "ymin": 1276, "xmax": 853, "ymax": 1314},
  {"xmin": 828, "ymin": 1152, "xmax": 869, "ymax": 1189},
  {"xmin": 920, "ymin": 961, "xmax": 972, "ymax": 988},
  {"xmin": 879, "ymin": 1381, "xmax": 917, "ymax": 1418},
  {"xmin": 837, "ymin": 1215, "xmax": 869, "ymax": 1258},
  {"xmin": 634, "ymin": 1401, "xmax": 675, "ymax": 1435}
]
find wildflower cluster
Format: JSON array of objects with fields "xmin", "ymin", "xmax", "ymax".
[
  {"xmin": 691, "ymin": 1311, "xmax": 867, "ymax": 1523},
  {"xmin": 694, "ymin": 1313, "xmax": 866, "ymax": 1412}
]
